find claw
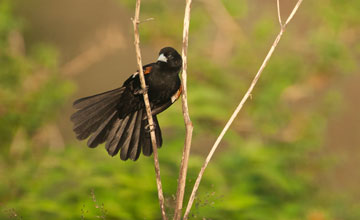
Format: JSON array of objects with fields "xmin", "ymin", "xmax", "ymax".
[
  {"xmin": 134, "ymin": 85, "xmax": 149, "ymax": 95},
  {"xmin": 144, "ymin": 123, "xmax": 156, "ymax": 132}
]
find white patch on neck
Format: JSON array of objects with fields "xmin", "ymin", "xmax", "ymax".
[
  {"xmin": 157, "ymin": 53, "xmax": 167, "ymax": 63},
  {"xmin": 132, "ymin": 71, "xmax": 139, "ymax": 78}
]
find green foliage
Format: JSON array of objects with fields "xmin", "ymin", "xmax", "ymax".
[
  {"xmin": 1, "ymin": 146, "xmax": 162, "ymax": 219},
  {"xmin": 0, "ymin": 1, "xmax": 73, "ymax": 152},
  {"xmin": 0, "ymin": 3, "xmax": 74, "ymax": 218},
  {"xmin": 1, "ymin": 0, "xmax": 359, "ymax": 219},
  {"xmin": 221, "ymin": 0, "xmax": 248, "ymax": 19}
]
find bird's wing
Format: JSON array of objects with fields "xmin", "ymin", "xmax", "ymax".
[{"xmin": 148, "ymin": 85, "xmax": 182, "ymax": 117}]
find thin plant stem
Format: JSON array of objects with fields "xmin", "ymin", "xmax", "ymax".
[
  {"xmin": 132, "ymin": 0, "xmax": 167, "ymax": 219},
  {"xmin": 277, "ymin": 0, "xmax": 283, "ymax": 26},
  {"xmin": 173, "ymin": 0, "xmax": 194, "ymax": 219}
]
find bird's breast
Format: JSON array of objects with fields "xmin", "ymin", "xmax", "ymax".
[{"xmin": 148, "ymin": 74, "xmax": 180, "ymax": 104}]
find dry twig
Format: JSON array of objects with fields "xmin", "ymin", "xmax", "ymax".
[
  {"xmin": 183, "ymin": 0, "xmax": 304, "ymax": 219},
  {"xmin": 277, "ymin": 0, "xmax": 283, "ymax": 27},
  {"xmin": 173, "ymin": 0, "xmax": 194, "ymax": 219},
  {"xmin": 132, "ymin": 0, "xmax": 167, "ymax": 219}
]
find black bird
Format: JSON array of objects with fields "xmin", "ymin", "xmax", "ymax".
[{"xmin": 71, "ymin": 47, "xmax": 182, "ymax": 161}]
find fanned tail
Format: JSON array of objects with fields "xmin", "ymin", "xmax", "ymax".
[
  {"xmin": 71, "ymin": 88, "xmax": 124, "ymax": 142},
  {"xmin": 73, "ymin": 87, "xmax": 124, "ymax": 109},
  {"xmin": 105, "ymin": 109, "xmax": 163, "ymax": 161},
  {"xmin": 142, "ymin": 115, "xmax": 162, "ymax": 157},
  {"xmin": 71, "ymin": 87, "xmax": 163, "ymax": 161}
]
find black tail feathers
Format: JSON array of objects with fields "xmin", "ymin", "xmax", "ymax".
[{"xmin": 71, "ymin": 87, "xmax": 163, "ymax": 161}]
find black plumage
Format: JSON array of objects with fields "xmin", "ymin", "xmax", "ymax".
[{"xmin": 71, "ymin": 47, "xmax": 182, "ymax": 161}]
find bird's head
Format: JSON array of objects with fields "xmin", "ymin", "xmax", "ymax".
[{"xmin": 157, "ymin": 47, "xmax": 182, "ymax": 70}]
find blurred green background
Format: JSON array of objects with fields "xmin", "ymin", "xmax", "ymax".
[{"xmin": 1, "ymin": 0, "xmax": 359, "ymax": 219}]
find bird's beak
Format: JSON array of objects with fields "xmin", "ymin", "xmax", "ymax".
[{"xmin": 157, "ymin": 53, "xmax": 167, "ymax": 63}]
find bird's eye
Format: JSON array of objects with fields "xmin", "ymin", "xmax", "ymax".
[{"xmin": 168, "ymin": 54, "xmax": 173, "ymax": 59}]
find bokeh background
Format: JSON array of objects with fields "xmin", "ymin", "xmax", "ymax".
[{"xmin": 1, "ymin": 0, "xmax": 359, "ymax": 219}]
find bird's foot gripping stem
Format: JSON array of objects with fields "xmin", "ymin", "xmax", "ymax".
[
  {"xmin": 144, "ymin": 123, "xmax": 156, "ymax": 133},
  {"xmin": 134, "ymin": 86, "xmax": 149, "ymax": 95}
]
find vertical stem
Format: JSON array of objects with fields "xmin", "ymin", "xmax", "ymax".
[
  {"xmin": 132, "ymin": 1, "xmax": 167, "ymax": 219},
  {"xmin": 277, "ymin": 0, "xmax": 283, "ymax": 26},
  {"xmin": 173, "ymin": 0, "xmax": 194, "ymax": 219}
]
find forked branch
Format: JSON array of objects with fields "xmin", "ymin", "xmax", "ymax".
[
  {"xmin": 183, "ymin": 0, "xmax": 304, "ymax": 219},
  {"xmin": 132, "ymin": 0, "xmax": 167, "ymax": 219}
]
